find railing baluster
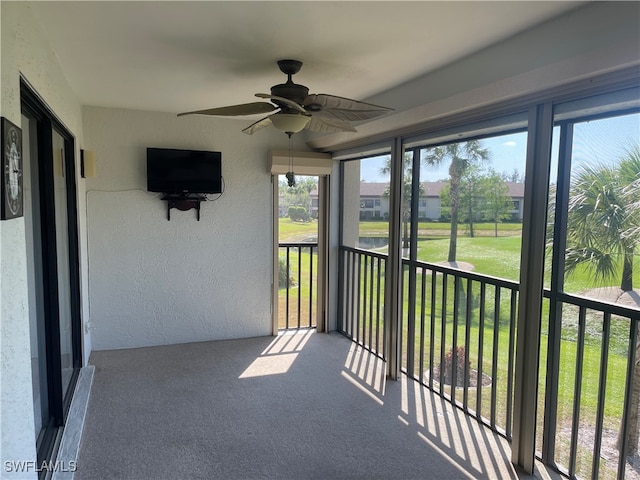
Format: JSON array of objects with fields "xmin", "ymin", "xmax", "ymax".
[
  {"xmin": 345, "ymin": 250, "xmax": 350, "ymax": 333},
  {"xmin": 285, "ymin": 246, "xmax": 291, "ymax": 329},
  {"xmin": 352, "ymin": 251, "xmax": 357, "ymax": 339},
  {"xmin": 362, "ymin": 253, "xmax": 369, "ymax": 348},
  {"xmin": 506, "ymin": 289, "xmax": 517, "ymax": 439},
  {"xmin": 349, "ymin": 251, "xmax": 356, "ymax": 339},
  {"xmin": 355, "ymin": 253, "xmax": 361, "ymax": 345},
  {"xmin": 429, "ymin": 269, "xmax": 436, "ymax": 390},
  {"xmin": 440, "ymin": 273, "xmax": 448, "ymax": 390},
  {"xmin": 463, "ymin": 278, "xmax": 473, "ymax": 411},
  {"xmin": 344, "ymin": 250, "xmax": 351, "ymax": 336},
  {"xmin": 399, "ymin": 263, "xmax": 405, "ymax": 371},
  {"xmin": 419, "ymin": 266, "xmax": 427, "ymax": 385},
  {"xmin": 568, "ymin": 306, "xmax": 587, "ymax": 477},
  {"xmin": 477, "ymin": 282, "xmax": 486, "ymax": 419},
  {"xmin": 297, "ymin": 245, "xmax": 302, "ymax": 328},
  {"xmin": 407, "ymin": 261, "xmax": 417, "ymax": 377},
  {"xmin": 338, "ymin": 248, "xmax": 344, "ymax": 333},
  {"xmin": 618, "ymin": 315, "xmax": 639, "ymax": 480},
  {"xmin": 451, "ymin": 275, "xmax": 460, "ymax": 403},
  {"xmin": 309, "ymin": 245, "xmax": 313, "ymax": 328},
  {"xmin": 376, "ymin": 257, "xmax": 382, "ymax": 355},
  {"xmin": 491, "ymin": 285, "xmax": 501, "ymax": 428},
  {"xmin": 381, "ymin": 257, "xmax": 387, "ymax": 359},
  {"xmin": 369, "ymin": 255, "xmax": 375, "ymax": 351},
  {"xmin": 592, "ymin": 312, "xmax": 611, "ymax": 478}
]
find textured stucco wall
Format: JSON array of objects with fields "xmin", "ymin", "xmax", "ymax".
[
  {"xmin": 1, "ymin": 2, "xmax": 85, "ymax": 477},
  {"xmin": 83, "ymin": 107, "xmax": 297, "ymax": 350}
]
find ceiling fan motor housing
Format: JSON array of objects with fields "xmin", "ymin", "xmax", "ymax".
[{"xmin": 271, "ymin": 82, "xmax": 309, "ymax": 111}]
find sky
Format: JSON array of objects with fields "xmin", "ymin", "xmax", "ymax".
[
  {"xmin": 358, "ymin": 112, "xmax": 639, "ymax": 184},
  {"xmin": 359, "ymin": 131, "xmax": 529, "ymax": 183}
]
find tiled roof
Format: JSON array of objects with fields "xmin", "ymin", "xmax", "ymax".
[
  {"xmin": 313, "ymin": 181, "xmax": 524, "ymax": 198},
  {"xmin": 506, "ymin": 182, "xmax": 525, "ymax": 197},
  {"xmin": 356, "ymin": 181, "xmax": 524, "ymax": 198},
  {"xmin": 355, "ymin": 181, "xmax": 449, "ymax": 197}
]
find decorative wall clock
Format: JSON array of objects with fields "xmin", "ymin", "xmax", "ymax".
[{"xmin": 1, "ymin": 117, "xmax": 23, "ymax": 220}]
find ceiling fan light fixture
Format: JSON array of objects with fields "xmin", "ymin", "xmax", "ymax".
[{"xmin": 270, "ymin": 113, "xmax": 310, "ymax": 134}]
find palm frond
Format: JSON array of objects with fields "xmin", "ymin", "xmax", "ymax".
[
  {"xmin": 564, "ymin": 147, "xmax": 639, "ymax": 288},
  {"xmin": 565, "ymin": 246, "xmax": 618, "ymax": 285}
]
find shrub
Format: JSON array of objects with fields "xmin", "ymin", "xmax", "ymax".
[
  {"xmin": 288, "ymin": 206, "xmax": 310, "ymax": 222},
  {"xmin": 278, "ymin": 256, "xmax": 296, "ymax": 288},
  {"xmin": 442, "ymin": 345, "xmax": 470, "ymax": 386}
]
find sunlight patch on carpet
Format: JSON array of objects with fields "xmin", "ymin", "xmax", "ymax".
[{"xmin": 239, "ymin": 353, "xmax": 298, "ymax": 378}]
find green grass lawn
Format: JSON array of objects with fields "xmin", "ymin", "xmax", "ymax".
[
  {"xmin": 416, "ymin": 236, "xmax": 523, "ymax": 280},
  {"xmin": 279, "ymin": 219, "xmax": 523, "ymax": 242},
  {"xmin": 356, "ymin": 220, "xmax": 523, "ymax": 238},
  {"xmin": 278, "ymin": 218, "xmax": 319, "ymax": 242}
]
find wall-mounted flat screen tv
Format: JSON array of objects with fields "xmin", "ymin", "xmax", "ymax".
[{"xmin": 147, "ymin": 148, "xmax": 222, "ymax": 194}]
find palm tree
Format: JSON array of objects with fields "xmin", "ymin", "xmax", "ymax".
[
  {"xmin": 564, "ymin": 146, "xmax": 640, "ymax": 456},
  {"xmin": 565, "ymin": 147, "xmax": 640, "ymax": 291},
  {"xmin": 423, "ymin": 141, "xmax": 490, "ymax": 262}
]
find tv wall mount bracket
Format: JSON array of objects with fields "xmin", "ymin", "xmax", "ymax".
[{"xmin": 161, "ymin": 194, "xmax": 206, "ymax": 221}]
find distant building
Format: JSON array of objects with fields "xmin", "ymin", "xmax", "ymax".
[{"xmin": 310, "ymin": 181, "xmax": 524, "ymax": 221}]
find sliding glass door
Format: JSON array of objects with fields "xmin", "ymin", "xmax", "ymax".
[
  {"xmin": 52, "ymin": 129, "xmax": 76, "ymax": 401},
  {"xmin": 22, "ymin": 80, "xmax": 82, "ymax": 468}
]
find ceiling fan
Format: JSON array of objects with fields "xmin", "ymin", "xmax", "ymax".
[{"xmin": 178, "ymin": 59, "xmax": 393, "ymax": 136}]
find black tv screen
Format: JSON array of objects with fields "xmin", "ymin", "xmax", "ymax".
[{"xmin": 147, "ymin": 148, "xmax": 222, "ymax": 194}]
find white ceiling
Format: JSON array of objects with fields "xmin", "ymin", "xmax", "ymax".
[{"xmin": 28, "ymin": 1, "xmax": 582, "ymax": 116}]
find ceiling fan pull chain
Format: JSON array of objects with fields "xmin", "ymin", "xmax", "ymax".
[{"xmin": 286, "ymin": 133, "xmax": 295, "ymax": 187}]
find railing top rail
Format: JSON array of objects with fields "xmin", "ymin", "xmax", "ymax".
[
  {"xmin": 544, "ymin": 289, "xmax": 640, "ymax": 319},
  {"xmin": 279, "ymin": 242, "xmax": 319, "ymax": 248},
  {"xmin": 340, "ymin": 245, "xmax": 389, "ymax": 261},
  {"xmin": 402, "ymin": 257, "xmax": 520, "ymax": 290},
  {"xmin": 339, "ymin": 244, "xmax": 520, "ymax": 289}
]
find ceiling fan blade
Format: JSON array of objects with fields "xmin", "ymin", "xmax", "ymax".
[
  {"xmin": 255, "ymin": 93, "xmax": 306, "ymax": 114},
  {"xmin": 178, "ymin": 102, "xmax": 277, "ymax": 117},
  {"xmin": 306, "ymin": 116, "xmax": 357, "ymax": 133},
  {"xmin": 242, "ymin": 115, "xmax": 273, "ymax": 135},
  {"xmin": 303, "ymin": 94, "xmax": 393, "ymax": 122}
]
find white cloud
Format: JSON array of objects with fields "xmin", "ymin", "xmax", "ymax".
[{"xmin": 503, "ymin": 141, "xmax": 517, "ymax": 147}]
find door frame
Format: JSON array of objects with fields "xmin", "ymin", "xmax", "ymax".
[
  {"xmin": 269, "ymin": 150, "xmax": 333, "ymax": 334},
  {"xmin": 21, "ymin": 78, "xmax": 83, "ymax": 465}
]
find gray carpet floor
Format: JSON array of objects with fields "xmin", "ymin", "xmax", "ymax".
[{"xmin": 75, "ymin": 330, "xmax": 538, "ymax": 480}]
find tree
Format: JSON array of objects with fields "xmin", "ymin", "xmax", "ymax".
[
  {"xmin": 460, "ymin": 165, "xmax": 485, "ymax": 238},
  {"xmin": 439, "ymin": 166, "xmax": 484, "ymax": 238},
  {"xmin": 288, "ymin": 205, "xmax": 310, "ymax": 222},
  {"xmin": 563, "ymin": 146, "xmax": 640, "ymax": 455},
  {"xmin": 501, "ymin": 168, "xmax": 525, "ymax": 183},
  {"xmin": 423, "ymin": 141, "xmax": 490, "ymax": 261},
  {"xmin": 481, "ymin": 170, "xmax": 514, "ymax": 236},
  {"xmin": 623, "ymin": 167, "xmax": 640, "ymax": 454},
  {"xmin": 565, "ymin": 147, "xmax": 640, "ymax": 291},
  {"xmin": 380, "ymin": 153, "xmax": 424, "ymax": 250},
  {"xmin": 279, "ymin": 176, "xmax": 317, "ymax": 218},
  {"xmin": 440, "ymin": 166, "xmax": 513, "ymax": 238}
]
